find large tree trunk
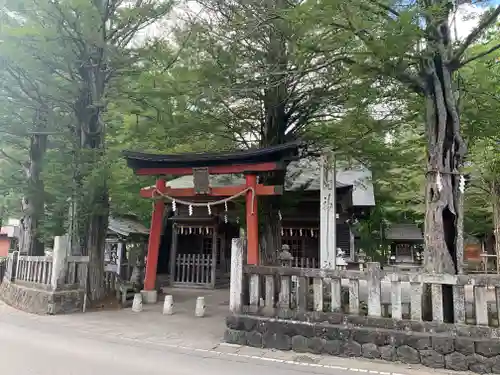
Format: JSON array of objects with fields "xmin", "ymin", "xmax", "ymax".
[
  {"xmin": 422, "ymin": 21, "xmax": 467, "ymax": 322},
  {"xmin": 492, "ymin": 179, "xmax": 500, "ymax": 273},
  {"xmin": 259, "ymin": 0, "xmax": 288, "ymax": 265},
  {"xmin": 86, "ymin": 189, "xmax": 109, "ymax": 301},
  {"xmin": 75, "ymin": 44, "xmax": 109, "ymax": 302},
  {"xmin": 20, "ymin": 131, "xmax": 47, "ymax": 256},
  {"xmin": 260, "ymin": 174, "xmax": 284, "ymax": 265}
]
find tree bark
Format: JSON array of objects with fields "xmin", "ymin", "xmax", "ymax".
[
  {"xmin": 421, "ymin": 18, "xmax": 467, "ymax": 322},
  {"xmin": 74, "ymin": 44, "xmax": 109, "ymax": 301},
  {"xmin": 492, "ymin": 179, "xmax": 500, "ymax": 273},
  {"xmin": 86, "ymin": 192, "xmax": 109, "ymax": 301},
  {"xmin": 20, "ymin": 119, "xmax": 48, "ymax": 256},
  {"xmin": 260, "ymin": 175, "xmax": 284, "ymax": 265},
  {"xmin": 258, "ymin": 0, "xmax": 289, "ymax": 265},
  {"xmin": 27, "ymin": 134, "xmax": 47, "ymax": 256}
]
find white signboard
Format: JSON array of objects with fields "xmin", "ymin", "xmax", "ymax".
[{"xmin": 104, "ymin": 240, "xmax": 123, "ymax": 274}]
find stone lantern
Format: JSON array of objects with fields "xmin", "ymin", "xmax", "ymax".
[
  {"xmin": 278, "ymin": 244, "xmax": 294, "ymax": 267},
  {"xmin": 336, "ymin": 248, "xmax": 347, "ymax": 270},
  {"xmin": 415, "ymin": 250, "xmax": 423, "ymax": 264},
  {"xmin": 357, "ymin": 249, "xmax": 366, "ymax": 271},
  {"xmin": 389, "ymin": 255, "xmax": 396, "ymax": 265}
]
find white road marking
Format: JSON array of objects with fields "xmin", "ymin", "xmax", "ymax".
[{"xmin": 148, "ymin": 341, "xmax": 411, "ymax": 375}]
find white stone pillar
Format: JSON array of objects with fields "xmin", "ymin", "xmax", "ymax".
[
  {"xmin": 132, "ymin": 293, "xmax": 143, "ymax": 312},
  {"xmin": 51, "ymin": 235, "xmax": 68, "ymax": 291},
  {"xmin": 195, "ymin": 296, "xmax": 205, "ymax": 317},
  {"xmin": 320, "ymin": 151, "xmax": 336, "ymax": 269},
  {"xmin": 163, "ymin": 295, "xmax": 174, "ymax": 315},
  {"xmin": 229, "ymin": 238, "xmax": 243, "ymax": 313}
]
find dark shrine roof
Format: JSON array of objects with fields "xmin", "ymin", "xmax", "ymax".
[{"xmin": 123, "ymin": 142, "xmax": 301, "ymax": 171}]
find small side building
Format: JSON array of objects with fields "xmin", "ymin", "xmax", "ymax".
[
  {"xmin": 104, "ymin": 215, "xmax": 149, "ymax": 281},
  {"xmin": 385, "ymin": 223, "xmax": 424, "ymax": 269}
]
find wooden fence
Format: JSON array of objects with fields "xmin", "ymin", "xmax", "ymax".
[
  {"xmin": 229, "ymin": 239, "xmax": 500, "ymax": 327},
  {"xmin": 4, "ymin": 251, "xmax": 88, "ymax": 291},
  {"xmin": 16, "ymin": 256, "xmax": 53, "ymax": 286}
]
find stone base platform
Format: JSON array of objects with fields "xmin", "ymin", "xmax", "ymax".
[
  {"xmin": 0, "ymin": 279, "xmax": 84, "ymax": 315},
  {"xmin": 225, "ymin": 314, "xmax": 500, "ymax": 374}
]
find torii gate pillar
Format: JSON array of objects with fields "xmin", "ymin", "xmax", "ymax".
[
  {"xmin": 142, "ymin": 178, "xmax": 166, "ymax": 303},
  {"xmin": 245, "ymin": 174, "xmax": 259, "ymax": 265}
]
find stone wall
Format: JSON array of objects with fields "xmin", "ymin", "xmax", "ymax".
[
  {"xmin": 225, "ymin": 314, "xmax": 500, "ymax": 374},
  {"xmin": 0, "ymin": 278, "xmax": 84, "ymax": 315}
]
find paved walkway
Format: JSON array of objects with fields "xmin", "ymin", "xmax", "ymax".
[{"xmin": 0, "ymin": 289, "xmax": 463, "ymax": 375}]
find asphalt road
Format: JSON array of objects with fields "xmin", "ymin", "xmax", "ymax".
[
  {"xmin": 0, "ymin": 313, "xmax": 357, "ymax": 375},
  {"xmin": 0, "ymin": 301, "xmax": 447, "ymax": 375}
]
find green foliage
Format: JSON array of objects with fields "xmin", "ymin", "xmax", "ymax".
[
  {"xmin": 354, "ymin": 205, "xmax": 391, "ymax": 263},
  {"xmin": 0, "ymin": 0, "xmax": 498, "ymax": 253},
  {"xmin": 0, "ymin": 0, "xmax": 175, "ymax": 243}
]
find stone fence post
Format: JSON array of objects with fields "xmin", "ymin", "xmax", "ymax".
[
  {"xmin": 366, "ymin": 262, "xmax": 382, "ymax": 317},
  {"xmin": 6, "ymin": 251, "xmax": 18, "ymax": 281},
  {"xmin": 229, "ymin": 238, "xmax": 244, "ymax": 313},
  {"xmin": 51, "ymin": 235, "xmax": 68, "ymax": 290}
]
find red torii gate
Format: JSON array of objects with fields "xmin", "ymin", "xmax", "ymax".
[{"xmin": 123, "ymin": 143, "xmax": 300, "ymax": 300}]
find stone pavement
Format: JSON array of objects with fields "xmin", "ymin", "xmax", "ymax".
[{"xmin": 0, "ymin": 288, "xmax": 467, "ymax": 375}]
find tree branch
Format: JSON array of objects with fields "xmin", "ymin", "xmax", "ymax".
[
  {"xmin": 450, "ymin": 5, "xmax": 500, "ymax": 67},
  {"xmin": 0, "ymin": 149, "xmax": 25, "ymax": 168},
  {"xmin": 457, "ymin": 42, "xmax": 500, "ymax": 69},
  {"xmin": 372, "ymin": 0, "xmax": 400, "ymax": 17}
]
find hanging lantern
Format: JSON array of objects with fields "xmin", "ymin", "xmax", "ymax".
[
  {"xmin": 189, "ymin": 205, "xmax": 193, "ymax": 216},
  {"xmin": 172, "ymin": 199, "xmax": 177, "ymax": 212},
  {"xmin": 207, "ymin": 204, "xmax": 212, "ymax": 215}
]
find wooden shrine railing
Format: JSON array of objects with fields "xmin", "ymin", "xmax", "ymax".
[
  {"xmin": 173, "ymin": 253, "xmax": 214, "ymax": 286},
  {"xmin": 228, "ymin": 239, "xmax": 500, "ymax": 327},
  {"xmin": 291, "ymin": 257, "xmax": 318, "ymax": 269}
]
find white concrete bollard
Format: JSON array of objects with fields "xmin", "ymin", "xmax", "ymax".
[
  {"xmin": 163, "ymin": 295, "xmax": 174, "ymax": 315},
  {"xmin": 195, "ymin": 296, "xmax": 205, "ymax": 317},
  {"xmin": 132, "ymin": 293, "xmax": 143, "ymax": 313}
]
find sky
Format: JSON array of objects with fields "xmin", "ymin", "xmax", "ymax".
[
  {"xmin": 137, "ymin": 0, "xmax": 498, "ymax": 43},
  {"xmin": 452, "ymin": 3, "xmax": 488, "ymax": 40}
]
